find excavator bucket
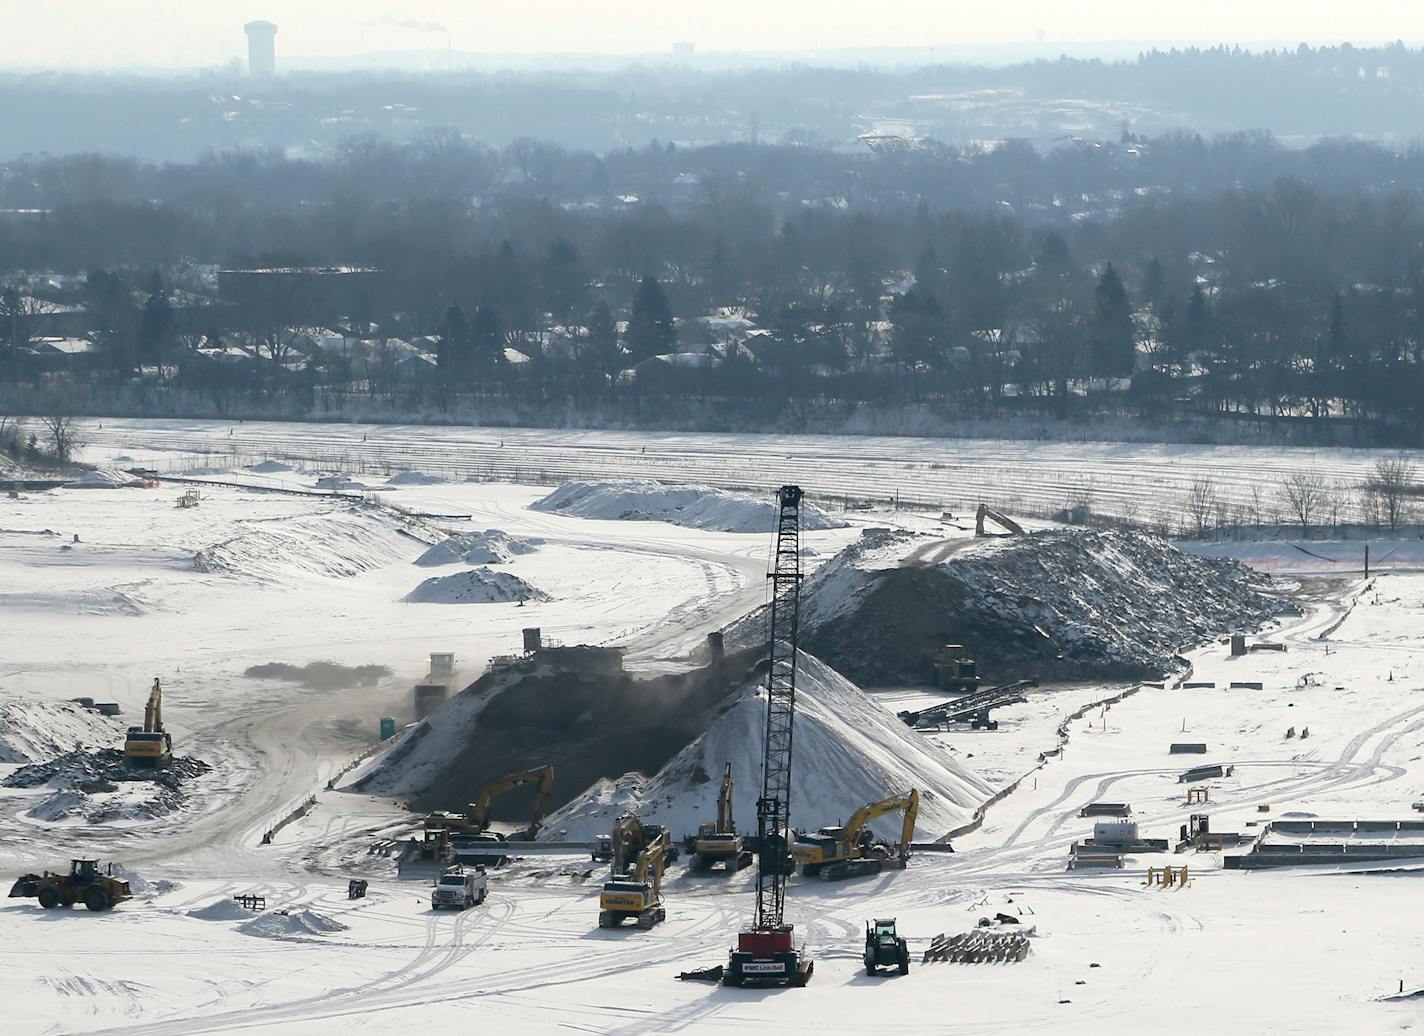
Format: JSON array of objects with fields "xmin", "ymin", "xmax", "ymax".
[{"xmin": 9, "ymin": 874, "xmax": 42, "ymax": 898}]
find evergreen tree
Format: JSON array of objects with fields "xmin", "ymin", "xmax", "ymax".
[
  {"xmin": 438, "ymin": 303, "xmax": 468, "ymax": 379},
  {"xmin": 626, "ymin": 275, "xmax": 676, "ymax": 363},
  {"xmin": 585, "ymin": 299, "xmax": 620, "ymax": 379},
  {"xmin": 136, "ymin": 273, "xmax": 176, "ymax": 365},
  {"xmin": 1090, "ymin": 263, "xmax": 1136, "ymax": 378},
  {"xmin": 1142, "ymin": 256, "xmax": 1166, "ymax": 311},
  {"xmin": 471, "ymin": 305, "xmax": 505, "ymax": 371}
]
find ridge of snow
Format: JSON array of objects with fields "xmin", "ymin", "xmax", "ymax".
[{"xmin": 531, "ymin": 479, "xmax": 846, "ymax": 533}]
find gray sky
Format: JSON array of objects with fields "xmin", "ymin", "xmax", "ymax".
[{"xmin": 1, "ymin": 1, "xmax": 1418, "ymax": 69}]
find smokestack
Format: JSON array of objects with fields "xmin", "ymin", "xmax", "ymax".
[{"xmin": 244, "ymin": 20, "xmax": 277, "ymax": 78}]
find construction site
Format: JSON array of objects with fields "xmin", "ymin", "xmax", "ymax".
[{"xmin": 4, "ymin": 419, "xmax": 1424, "ymax": 1034}]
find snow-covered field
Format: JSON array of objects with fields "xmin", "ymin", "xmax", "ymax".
[
  {"xmin": 83, "ymin": 415, "xmax": 1424, "ymax": 527},
  {"xmin": 5, "ymin": 424, "xmax": 1424, "ymax": 1033}
]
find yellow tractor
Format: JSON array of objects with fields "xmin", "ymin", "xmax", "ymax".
[
  {"xmin": 598, "ymin": 828, "xmax": 670, "ymax": 929},
  {"xmin": 792, "ymin": 790, "xmax": 919, "ymax": 881},
  {"xmin": 691, "ymin": 763, "xmax": 752, "ymax": 873},
  {"xmin": 9, "ymin": 859, "xmax": 132, "ymax": 911},
  {"xmin": 123, "ymin": 677, "xmax": 172, "ymax": 768}
]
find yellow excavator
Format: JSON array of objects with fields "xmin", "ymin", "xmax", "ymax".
[
  {"xmin": 792, "ymin": 790, "xmax": 919, "ymax": 881},
  {"xmin": 692, "ymin": 763, "xmax": 752, "ymax": 872},
  {"xmin": 423, "ymin": 764, "xmax": 555, "ymax": 841},
  {"xmin": 598, "ymin": 827, "xmax": 670, "ymax": 928},
  {"xmin": 123, "ymin": 678, "xmax": 172, "ymax": 768},
  {"xmin": 975, "ymin": 503, "xmax": 1024, "ymax": 537}
]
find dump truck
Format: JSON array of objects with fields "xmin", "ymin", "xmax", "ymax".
[
  {"xmin": 864, "ymin": 918, "xmax": 911, "ymax": 975},
  {"xmin": 598, "ymin": 828, "xmax": 670, "ymax": 929},
  {"xmin": 691, "ymin": 763, "xmax": 752, "ymax": 872},
  {"xmin": 123, "ymin": 677, "xmax": 172, "ymax": 768},
  {"xmin": 430, "ymin": 864, "xmax": 487, "ymax": 910},
  {"xmin": 9, "ymin": 859, "xmax": 132, "ymax": 911},
  {"xmin": 792, "ymin": 790, "xmax": 919, "ymax": 880}
]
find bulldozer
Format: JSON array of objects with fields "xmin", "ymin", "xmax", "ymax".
[
  {"xmin": 9, "ymin": 859, "xmax": 132, "ymax": 911},
  {"xmin": 691, "ymin": 763, "xmax": 752, "ymax": 873},
  {"xmin": 598, "ymin": 828, "xmax": 670, "ymax": 929},
  {"xmin": 123, "ymin": 677, "xmax": 172, "ymax": 768},
  {"xmin": 864, "ymin": 918, "xmax": 911, "ymax": 975},
  {"xmin": 420, "ymin": 764, "xmax": 555, "ymax": 856},
  {"xmin": 792, "ymin": 789, "xmax": 919, "ymax": 880}
]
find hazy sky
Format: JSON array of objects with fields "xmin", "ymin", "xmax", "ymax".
[{"xmin": 1, "ymin": 1, "xmax": 1419, "ymax": 69}]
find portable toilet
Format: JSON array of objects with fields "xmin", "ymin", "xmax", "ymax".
[{"xmin": 379, "ymin": 716, "xmax": 396, "ymax": 740}]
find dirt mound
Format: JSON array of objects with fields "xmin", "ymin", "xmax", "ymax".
[
  {"xmin": 5, "ymin": 748, "xmax": 211, "ymax": 823},
  {"xmin": 738, "ymin": 526, "xmax": 1279, "ymax": 685},
  {"xmin": 243, "ymin": 661, "xmax": 391, "ymax": 690},
  {"xmin": 531, "ymin": 480, "xmax": 846, "ymax": 533},
  {"xmin": 66, "ymin": 468, "xmax": 142, "ymax": 489},
  {"xmin": 0, "ymin": 697, "xmax": 123, "ymax": 764},
  {"xmin": 248, "ymin": 459, "xmax": 295, "ymax": 473},
  {"xmin": 414, "ymin": 530, "xmax": 542, "ymax": 567},
  {"xmin": 403, "ymin": 567, "xmax": 549, "ymax": 604},
  {"xmin": 355, "ymin": 651, "xmax": 747, "ymax": 819},
  {"xmin": 543, "ymin": 652, "xmax": 991, "ymax": 841}
]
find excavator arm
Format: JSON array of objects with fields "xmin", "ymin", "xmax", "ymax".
[
  {"xmin": 843, "ymin": 791, "xmax": 920, "ymax": 849},
  {"xmin": 636, "ymin": 830, "xmax": 671, "ymax": 901},
  {"xmin": 610, "ymin": 813, "xmax": 644, "ymax": 875},
  {"xmin": 145, "ymin": 678, "xmax": 163, "ymax": 733},
  {"xmin": 716, "ymin": 763, "xmax": 734, "ymax": 834},
  {"xmin": 468, "ymin": 764, "xmax": 556, "ymax": 831},
  {"xmin": 975, "ymin": 503, "xmax": 1024, "ymax": 537}
]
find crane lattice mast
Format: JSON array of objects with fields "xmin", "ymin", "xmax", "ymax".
[{"xmin": 755, "ymin": 484, "xmax": 802, "ymax": 928}]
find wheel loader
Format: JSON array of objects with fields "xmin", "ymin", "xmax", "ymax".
[{"xmin": 9, "ymin": 859, "xmax": 132, "ymax": 911}]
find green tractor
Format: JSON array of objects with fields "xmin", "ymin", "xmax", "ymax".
[
  {"xmin": 9, "ymin": 859, "xmax": 133, "ymax": 912},
  {"xmin": 864, "ymin": 918, "xmax": 910, "ymax": 976}
]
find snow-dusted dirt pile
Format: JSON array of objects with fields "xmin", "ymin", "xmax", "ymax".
[
  {"xmin": 65, "ymin": 468, "xmax": 143, "ymax": 489},
  {"xmin": 352, "ymin": 651, "xmax": 746, "ymax": 818},
  {"xmin": 414, "ymin": 530, "xmax": 543, "ymax": 566},
  {"xmin": 238, "ymin": 908, "xmax": 349, "ymax": 940},
  {"xmin": 3, "ymin": 748, "xmax": 211, "ymax": 823},
  {"xmin": 531, "ymin": 480, "xmax": 846, "ymax": 533},
  {"xmin": 543, "ymin": 653, "xmax": 991, "ymax": 841},
  {"xmin": 194, "ymin": 506, "xmax": 435, "ymax": 583},
  {"xmin": 740, "ymin": 526, "xmax": 1279, "ymax": 685},
  {"xmin": 385, "ymin": 470, "xmax": 446, "ymax": 486},
  {"xmin": 0, "ymin": 698, "xmax": 124, "ymax": 764},
  {"xmin": 247, "ymin": 459, "xmax": 295, "ymax": 474},
  {"xmin": 403, "ymin": 567, "xmax": 549, "ymax": 604}
]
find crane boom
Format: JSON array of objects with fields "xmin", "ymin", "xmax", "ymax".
[
  {"xmin": 755, "ymin": 484, "xmax": 803, "ymax": 930},
  {"xmin": 725, "ymin": 484, "xmax": 813, "ymax": 986}
]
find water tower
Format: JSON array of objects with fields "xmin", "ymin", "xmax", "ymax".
[{"xmin": 245, "ymin": 20, "xmax": 277, "ymax": 77}]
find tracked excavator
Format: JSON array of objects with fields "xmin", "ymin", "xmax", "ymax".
[
  {"xmin": 420, "ymin": 764, "xmax": 555, "ymax": 860},
  {"xmin": 975, "ymin": 503, "xmax": 1024, "ymax": 537},
  {"xmin": 123, "ymin": 678, "xmax": 172, "ymax": 768},
  {"xmin": 692, "ymin": 763, "xmax": 752, "ymax": 872},
  {"xmin": 598, "ymin": 828, "xmax": 670, "ymax": 929},
  {"xmin": 792, "ymin": 789, "xmax": 919, "ymax": 880}
]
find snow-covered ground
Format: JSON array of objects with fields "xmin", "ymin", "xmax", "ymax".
[
  {"xmin": 6, "ymin": 426, "xmax": 1424, "ymax": 1033},
  {"xmin": 82, "ymin": 415, "xmax": 1424, "ymax": 526}
]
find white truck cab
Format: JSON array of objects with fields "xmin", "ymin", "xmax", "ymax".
[{"xmin": 431, "ymin": 865, "xmax": 487, "ymax": 910}]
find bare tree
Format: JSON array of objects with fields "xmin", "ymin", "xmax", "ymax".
[
  {"xmin": 1279, "ymin": 469, "xmax": 1327, "ymax": 535},
  {"xmin": 1369, "ymin": 456, "xmax": 1416, "ymax": 532},
  {"xmin": 1185, "ymin": 477, "xmax": 1218, "ymax": 538},
  {"xmin": 39, "ymin": 411, "xmax": 82, "ymax": 463}
]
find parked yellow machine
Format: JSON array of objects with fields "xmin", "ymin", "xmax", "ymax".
[
  {"xmin": 598, "ymin": 828, "xmax": 670, "ymax": 928},
  {"xmin": 123, "ymin": 677, "xmax": 172, "ymax": 767},
  {"xmin": 9, "ymin": 859, "xmax": 132, "ymax": 911},
  {"xmin": 792, "ymin": 790, "xmax": 919, "ymax": 880},
  {"xmin": 692, "ymin": 763, "xmax": 752, "ymax": 872}
]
